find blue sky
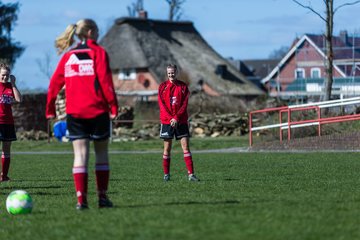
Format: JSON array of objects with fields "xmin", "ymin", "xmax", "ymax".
[{"xmin": 3, "ymin": 0, "xmax": 360, "ymax": 90}]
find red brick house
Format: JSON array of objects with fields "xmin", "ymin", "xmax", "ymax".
[
  {"xmin": 100, "ymin": 17, "xmax": 264, "ymax": 105},
  {"xmin": 262, "ymin": 31, "xmax": 360, "ymax": 99}
]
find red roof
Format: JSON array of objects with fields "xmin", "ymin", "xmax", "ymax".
[{"xmin": 307, "ymin": 33, "xmax": 360, "ymax": 59}]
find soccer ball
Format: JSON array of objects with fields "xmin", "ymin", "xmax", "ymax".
[{"xmin": 6, "ymin": 190, "xmax": 33, "ymax": 215}]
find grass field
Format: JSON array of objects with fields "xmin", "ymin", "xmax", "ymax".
[
  {"xmin": 10, "ymin": 136, "xmax": 248, "ymax": 152},
  {"xmin": 1, "ymin": 137, "xmax": 360, "ymax": 240}
]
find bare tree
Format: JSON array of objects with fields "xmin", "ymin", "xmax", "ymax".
[
  {"xmin": 36, "ymin": 51, "xmax": 54, "ymax": 80},
  {"xmin": 268, "ymin": 46, "xmax": 289, "ymax": 59},
  {"xmin": 127, "ymin": 0, "xmax": 144, "ymax": 17},
  {"xmin": 165, "ymin": 0, "xmax": 185, "ymax": 21},
  {"xmin": 292, "ymin": 0, "xmax": 360, "ymax": 101}
]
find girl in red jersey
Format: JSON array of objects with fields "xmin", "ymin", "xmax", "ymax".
[
  {"xmin": 158, "ymin": 64, "xmax": 200, "ymax": 182},
  {"xmin": 0, "ymin": 63, "xmax": 21, "ymax": 182},
  {"xmin": 46, "ymin": 19, "xmax": 119, "ymax": 210}
]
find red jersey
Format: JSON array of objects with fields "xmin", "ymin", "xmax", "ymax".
[
  {"xmin": 46, "ymin": 39, "xmax": 118, "ymax": 119},
  {"xmin": 0, "ymin": 82, "xmax": 15, "ymax": 124},
  {"xmin": 158, "ymin": 79, "xmax": 189, "ymax": 124}
]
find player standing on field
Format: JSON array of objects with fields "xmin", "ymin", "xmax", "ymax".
[
  {"xmin": 158, "ymin": 64, "xmax": 200, "ymax": 182},
  {"xmin": 46, "ymin": 19, "xmax": 118, "ymax": 210},
  {"xmin": 0, "ymin": 63, "xmax": 21, "ymax": 182}
]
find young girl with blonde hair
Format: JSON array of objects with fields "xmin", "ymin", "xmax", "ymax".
[
  {"xmin": 158, "ymin": 64, "xmax": 200, "ymax": 182},
  {"xmin": 46, "ymin": 19, "xmax": 118, "ymax": 210}
]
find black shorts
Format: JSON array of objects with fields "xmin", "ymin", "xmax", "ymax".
[
  {"xmin": 66, "ymin": 113, "xmax": 110, "ymax": 141},
  {"xmin": 160, "ymin": 123, "xmax": 190, "ymax": 140},
  {"xmin": 0, "ymin": 124, "xmax": 17, "ymax": 141}
]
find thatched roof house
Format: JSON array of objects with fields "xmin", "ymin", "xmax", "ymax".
[{"xmin": 100, "ymin": 17, "xmax": 264, "ymax": 100}]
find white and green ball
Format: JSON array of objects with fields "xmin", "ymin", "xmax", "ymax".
[{"xmin": 6, "ymin": 190, "xmax": 33, "ymax": 215}]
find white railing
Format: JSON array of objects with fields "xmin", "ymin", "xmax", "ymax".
[{"xmin": 249, "ymin": 96, "xmax": 360, "ymax": 146}]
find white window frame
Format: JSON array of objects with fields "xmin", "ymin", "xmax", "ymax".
[
  {"xmin": 295, "ymin": 68, "xmax": 305, "ymax": 79},
  {"xmin": 311, "ymin": 68, "xmax": 321, "ymax": 78},
  {"xmin": 118, "ymin": 69, "xmax": 136, "ymax": 80}
]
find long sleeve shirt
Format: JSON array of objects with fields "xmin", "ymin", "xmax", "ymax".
[
  {"xmin": 0, "ymin": 82, "xmax": 15, "ymax": 124},
  {"xmin": 158, "ymin": 79, "xmax": 189, "ymax": 124},
  {"xmin": 46, "ymin": 39, "xmax": 118, "ymax": 119}
]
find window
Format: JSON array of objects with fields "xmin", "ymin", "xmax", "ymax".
[
  {"xmin": 143, "ymin": 79, "xmax": 150, "ymax": 88},
  {"xmin": 311, "ymin": 68, "xmax": 321, "ymax": 78},
  {"xmin": 295, "ymin": 68, "xmax": 305, "ymax": 78},
  {"xmin": 139, "ymin": 96, "xmax": 149, "ymax": 102},
  {"xmin": 118, "ymin": 69, "xmax": 136, "ymax": 80}
]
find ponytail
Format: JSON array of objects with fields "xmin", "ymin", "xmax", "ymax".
[
  {"xmin": 55, "ymin": 24, "xmax": 77, "ymax": 55},
  {"xmin": 54, "ymin": 19, "xmax": 98, "ymax": 55}
]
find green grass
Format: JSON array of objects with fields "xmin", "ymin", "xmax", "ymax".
[
  {"xmin": 11, "ymin": 135, "xmax": 248, "ymax": 152},
  {"xmin": 1, "ymin": 139, "xmax": 360, "ymax": 239}
]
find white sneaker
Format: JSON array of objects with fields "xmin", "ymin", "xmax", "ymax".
[
  {"xmin": 188, "ymin": 174, "xmax": 200, "ymax": 182},
  {"xmin": 164, "ymin": 174, "xmax": 170, "ymax": 182}
]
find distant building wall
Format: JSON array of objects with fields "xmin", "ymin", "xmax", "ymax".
[
  {"xmin": 113, "ymin": 69, "xmax": 159, "ymax": 105},
  {"xmin": 12, "ymin": 93, "xmax": 48, "ymax": 131},
  {"xmin": 113, "ymin": 69, "xmax": 159, "ymax": 94}
]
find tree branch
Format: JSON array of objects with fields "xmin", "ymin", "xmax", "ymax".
[
  {"xmin": 165, "ymin": 0, "xmax": 186, "ymax": 21},
  {"xmin": 292, "ymin": 0, "xmax": 327, "ymax": 22},
  {"xmin": 334, "ymin": 0, "xmax": 360, "ymax": 14}
]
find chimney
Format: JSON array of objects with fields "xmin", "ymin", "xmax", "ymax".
[
  {"xmin": 339, "ymin": 30, "xmax": 348, "ymax": 44},
  {"xmin": 138, "ymin": 10, "xmax": 148, "ymax": 19}
]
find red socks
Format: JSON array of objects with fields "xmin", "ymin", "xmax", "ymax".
[
  {"xmin": 73, "ymin": 163, "xmax": 110, "ymax": 205},
  {"xmin": 183, "ymin": 152, "xmax": 194, "ymax": 175},
  {"xmin": 95, "ymin": 163, "xmax": 110, "ymax": 199},
  {"xmin": 163, "ymin": 152, "xmax": 194, "ymax": 175},
  {"xmin": 1, "ymin": 153, "xmax": 10, "ymax": 179},
  {"xmin": 72, "ymin": 166, "xmax": 88, "ymax": 205},
  {"xmin": 162, "ymin": 154, "xmax": 171, "ymax": 174}
]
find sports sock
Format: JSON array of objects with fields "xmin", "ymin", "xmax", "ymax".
[
  {"xmin": 183, "ymin": 151, "xmax": 194, "ymax": 175},
  {"xmin": 162, "ymin": 154, "xmax": 171, "ymax": 175},
  {"xmin": 95, "ymin": 163, "xmax": 110, "ymax": 199},
  {"xmin": 72, "ymin": 166, "xmax": 88, "ymax": 205},
  {"xmin": 1, "ymin": 152, "xmax": 10, "ymax": 178}
]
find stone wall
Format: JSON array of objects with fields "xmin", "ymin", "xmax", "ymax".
[{"xmin": 12, "ymin": 93, "xmax": 47, "ymax": 131}]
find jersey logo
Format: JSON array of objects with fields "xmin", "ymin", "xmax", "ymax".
[
  {"xmin": 65, "ymin": 53, "xmax": 94, "ymax": 77},
  {"xmin": 170, "ymin": 96, "xmax": 177, "ymax": 105},
  {"xmin": 0, "ymin": 94, "xmax": 14, "ymax": 104}
]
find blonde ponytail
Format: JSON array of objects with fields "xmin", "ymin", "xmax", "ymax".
[
  {"xmin": 55, "ymin": 24, "xmax": 77, "ymax": 55},
  {"xmin": 54, "ymin": 19, "xmax": 98, "ymax": 55}
]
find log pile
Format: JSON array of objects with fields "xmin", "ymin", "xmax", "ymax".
[
  {"xmin": 50, "ymin": 91, "xmax": 255, "ymax": 141},
  {"xmin": 112, "ymin": 123, "xmax": 159, "ymax": 141},
  {"xmin": 111, "ymin": 112, "xmax": 248, "ymax": 141},
  {"xmin": 113, "ymin": 106, "xmax": 135, "ymax": 128},
  {"xmin": 189, "ymin": 113, "xmax": 248, "ymax": 138},
  {"xmin": 17, "ymin": 130, "xmax": 48, "ymax": 141},
  {"xmin": 55, "ymin": 88, "xmax": 66, "ymax": 120}
]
